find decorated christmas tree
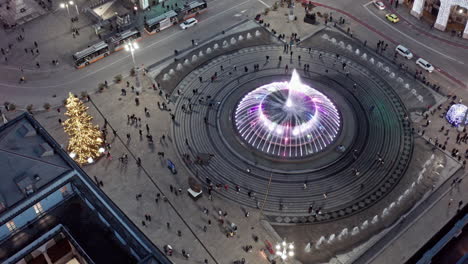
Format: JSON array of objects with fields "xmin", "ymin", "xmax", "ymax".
[{"xmin": 63, "ymin": 93, "xmax": 104, "ymax": 164}]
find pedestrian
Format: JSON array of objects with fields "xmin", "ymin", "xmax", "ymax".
[
  {"xmin": 166, "ymin": 222, "xmax": 170, "ymax": 229},
  {"xmin": 142, "ymin": 220, "xmax": 146, "ymax": 226},
  {"xmin": 137, "ymin": 157, "xmax": 141, "ymax": 166},
  {"xmin": 203, "ymin": 225, "xmax": 207, "ymax": 232},
  {"xmin": 34, "ymin": 41, "xmax": 38, "ymax": 48},
  {"xmin": 177, "ymin": 230, "xmax": 182, "ymax": 236},
  {"xmin": 36, "ymin": 62, "xmax": 40, "ymax": 68}
]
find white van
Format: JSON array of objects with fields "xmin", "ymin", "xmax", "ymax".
[
  {"xmin": 395, "ymin": 45, "xmax": 413, "ymax": 59},
  {"xmin": 416, "ymin": 58, "xmax": 434, "ymax": 73}
]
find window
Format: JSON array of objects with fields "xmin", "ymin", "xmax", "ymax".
[
  {"xmin": 6, "ymin": 221, "xmax": 16, "ymax": 232},
  {"xmin": 33, "ymin": 202, "xmax": 44, "ymax": 214}
]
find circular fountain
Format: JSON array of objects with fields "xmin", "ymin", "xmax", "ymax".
[{"xmin": 234, "ymin": 70, "xmax": 341, "ymax": 158}]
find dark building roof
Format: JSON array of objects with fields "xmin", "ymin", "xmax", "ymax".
[
  {"xmin": 0, "ymin": 113, "xmax": 171, "ymax": 264},
  {"xmin": 0, "ymin": 114, "xmax": 73, "ymax": 211}
]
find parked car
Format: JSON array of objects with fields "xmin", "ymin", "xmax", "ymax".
[
  {"xmin": 395, "ymin": 45, "xmax": 413, "ymax": 59},
  {"xmin": 373, "ymin": 1, "xmax": 386, "ymax": 10},
  {"xmin": 180, "ymin": 18, "xmax": 198, "ymax": 30},
  {"xmin": 416, "ymin": 58, "xmax": 434, "ymax": 73},
  {"xmin": 385, "ymin": 13, "xmax": 400, "ymax": 23}
]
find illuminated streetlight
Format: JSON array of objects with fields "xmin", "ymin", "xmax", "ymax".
[
  {"xmin": 61, "ymin": 1, "xmax": 79, "ymax": 17},
  {"xmin": 98, "ymin": 147, "xmax": 105, "ymax": 153},
  {"xmin": 60, "ymin": 2, "xmax": 71, "ymax": 18},
  {"xmin": 69, "ymin": 1, "xmax": 80, "ymax": 15},
  {"xmin": 87, "ymin": 157, "xmax": 94, "ymax": 164},
  {"xmin": 275, "ymin": 240, "xmax": 294, "ymax": 261},
  {"xmin": 125, "ymin": 41, "xmax": 141, "ymax": 92}
]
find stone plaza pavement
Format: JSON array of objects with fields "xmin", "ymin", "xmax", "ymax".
[
  {"xmin": 10, "ymin": 41, "xmax": 464, "ymax": 264},
  {"xmin": 1, "ymin": 2, "xmax": 467, "ymax": 263},
  {"xmin": 30, "ymin": 73, "xmax": 282, "ymax": 264}
]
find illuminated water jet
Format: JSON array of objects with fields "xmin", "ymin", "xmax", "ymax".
[{"xmin": 234, "ymin": 70, "xmax": 341, "ymax": 158}]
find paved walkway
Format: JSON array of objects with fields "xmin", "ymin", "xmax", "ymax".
[{"xmin": 30, "ymin": 72, "xmax": 281, "ymax": 264}]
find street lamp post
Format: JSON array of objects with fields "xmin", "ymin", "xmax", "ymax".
[
  {"xmin": 125, "ymin": 41, "xmax": 141, "ymax": 92},
  {"xmin": 69, "ymin": 1, "xmax": 80, "ymax": 16},
  {"xmin": 60, "ymin": 2, "xmax": 71, "ymax": 18},
  {"xmin": 275, "ymin": 240, "xmax": 294, "ymax": 262}
]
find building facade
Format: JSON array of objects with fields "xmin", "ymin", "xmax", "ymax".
[{"xmin": 410, "ymin": 0, "xmax": 468, "ymax": 38}]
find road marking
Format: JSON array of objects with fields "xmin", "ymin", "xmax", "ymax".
[
  {"xmin": 363, "ymin": 4, "xmax": 464, "ymax": 65},
  {"xmin": 257, "ymin": 0, "xmax": 270, "ymax": 8},
  {"xmin": 240, "ymin": 9, "xmax": 247, "ymax": 13},
  {"xmin": 363, "ymin": 1, "xmax": 373, "ymax": 7}
]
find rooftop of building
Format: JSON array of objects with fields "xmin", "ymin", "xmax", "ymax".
[
  {"xmin": 0, "ymin": 112, "xmax": 171, "ymax": 264},
  {"xmin": 0, "ymin": 113, "xmax": 73, "ymax": 212},
  {"xmin": 0, "ymin": 196, "xmax": 138, "ymax": 264}
]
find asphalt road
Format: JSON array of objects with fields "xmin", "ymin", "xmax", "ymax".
[
  {"xmin": 313, "ymin": 0, "xmax": 468, "ymax": 90},
  {"xmin": 0, "ymin": 0, "xmax": 271, "ymax": 107},
  {"xmin": 1, "ymin": 0, "xmax": 466, "ymax": 108}
]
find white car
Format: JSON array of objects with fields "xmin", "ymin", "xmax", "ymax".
[
  {"xmin": 373, "ymin": 1, "xmax": 386, "ymax": 10},
  {"xmin": 180, "ymin": 18, "xmax": 198, "ymax": 30},
  {"xmin": 395, "ymin": 45, "xmax": 413, "ymax": 59},
  {"xmin": 416, "ymin": 58, "xmax": 434, "ymax": 73}
]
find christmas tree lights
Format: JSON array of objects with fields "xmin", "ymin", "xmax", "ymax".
[{"xmin": 63, "ymin": 93, "xmax": 103, "ymax": 165}]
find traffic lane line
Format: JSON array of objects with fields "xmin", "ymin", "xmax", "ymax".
[
  {"xmin": 0, "ymin": 0, "xmax": 252, "ymax": 89},
  {"xmin": 257, "ymin": 0, "xmax": 270, "ymax": 7},
  {"xmin": 309, "ymin": 1, "xmax": 466, "ymax": 89},
  {"xmin": 362, "ymin": 3, "xmax": 463, "ymax": 65}
]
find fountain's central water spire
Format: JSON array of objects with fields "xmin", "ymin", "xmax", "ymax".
[{"xmin": 234, "ymin": 70, "xmax": 341, "ymax": 158}]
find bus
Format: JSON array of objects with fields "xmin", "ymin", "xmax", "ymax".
[
  {"xmin": 73, "ymin": 41, "xmax": 110, "ymax": 69},
  {"xmin": 179, "ymin": 1, "xmax": 208, "ymax": 20},
  {"xmin": 144, "ymin": 10, "xmax": 178, "ymax": 35},
  {"xmin": 108, "ymin": 28, "xmax": 142, "ymax": 52}
]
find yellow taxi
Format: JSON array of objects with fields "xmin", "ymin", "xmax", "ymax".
[{"xmin": 385, "ymin": 13, "xmax": 400, "ymax": 23}]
